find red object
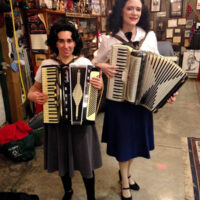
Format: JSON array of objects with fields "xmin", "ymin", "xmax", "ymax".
[
  {"xmin": 185, "ymin": 4, "xmax": 193, "ymax": 19},
  {"xmin": 67, "ymin": 0, "xmax": 73, "ymax": 9},
  {"xmin": 197, "ymin": 63, "xmax": 200, "ymax": 81},
  {"xmin": 0, "ymin": 121, "xmax": 32, "ymax": 145},
  {"xmin": 34, "ymin": 66, "xmax": 43, "ymax": 114}
]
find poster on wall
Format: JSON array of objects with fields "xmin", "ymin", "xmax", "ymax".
[
  {"xmin": 182, "ymin": 50, "xmax": 200, "ymax": 78},
  {"xmin": 150, "ymin": 0, "xmax": 161, "ymax": 12},
  {"xmin": 197, "ymin": 0, "xmax": 200, "ymax": 10},
  {"xmin": 91, "ymin": 0, "xmax": 101, "ymax": 15}
]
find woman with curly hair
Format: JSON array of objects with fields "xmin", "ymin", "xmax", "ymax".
[
  {"xmin": 28, "ymin": 18, "xmax": 103, "ymax": 200},
  {"xmin": 92, "ymin": 0, "xmax": 177, "ymax": 199}
]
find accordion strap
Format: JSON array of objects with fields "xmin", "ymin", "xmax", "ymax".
[{"xmin": 114, "ymin": 33, "xmax": 147, "ymax": 50}]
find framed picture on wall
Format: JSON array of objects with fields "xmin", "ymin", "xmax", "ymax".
[
  {"xmin": 182, "ymin": 50, "xmax": 200, "ymax": 78},
  {"xmin": 186, "ymin": 19, "xmax": 194, "ymax": 28},
  {"xmin": 184, "ymin": 30, "xmax": 191, "ymax": 38},
  {"xmin": 173, "ymin": 36, "xmax": 181, "ymax": 44},
  {"xmin": 197, "ymin": 0, "xmax": 200, "ymax": 10},
  {"xmin": 170, "ymin": 0, "xmax": 183, "ymax": 17},
  {"xmin": 184, "ymin": 39, "xmax": 190, "ymax": 47},
  {"xmin": 150, "ymin": 0, "xmax": 161, "ymax": 12},
  {"xmin": 178, "ymin": 18, "xmax": 186, "ymax": 25},
  {"xmin": 175, "ymin": 28, "xmax": 181, "ymax": 33},
  {"xmin": 166, "ymin": 28, "xmax": 173, "ymax": 38},
  {"xmin": 168, "ymin": 19, "xmax": 178, "ymax": 27}
]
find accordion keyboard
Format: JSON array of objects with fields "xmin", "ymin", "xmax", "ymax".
[
  {"xmin": 107, "ymin": 45, "xmax": 132, "ymax": 101},
  {"xmin": 42, "ymin": 66, "xmax": 60, "ymax": 123}
]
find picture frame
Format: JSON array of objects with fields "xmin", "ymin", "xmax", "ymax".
[
  {"xmin": 197, "ymin": 0, "xmax": 200, "ymax": 10},
  {"xmin": 175, "ymin": 28, "xmax": 181, "ymax": 33},
  {"xmin": 170, "ymin": 0, "xmax": 183, "ymax": 17},
  {"xmin": 150, "ymin": 0, "xmax": 161, "ymax": 12},
  {"xmin": 184, "ymin": 30, "xmax": 191, "ymax": 38},
  {"xmin": 173, "ymin": 36, "xmax": 181, "ymax": 44},
  {"xmin": 186, "ymin": 19, "xmax": 194, "ymax": 28},
  {"xmin": 178, "ymin": 18, "xmax": 186, "ymax": 25},
  {"xmin": 184, "ymin": 39, "xmax": 190, "ymax": 47},
  {"xmin": 166, "ymin": 28, "xmax": 173, "ymax": 38},
  {"xmin": 182, "ymin": 50, "xmax": 200, "ymax": 78},
  {"xmin": 168, "ymin": 19, "xmax": 178, "ymax": 28}
]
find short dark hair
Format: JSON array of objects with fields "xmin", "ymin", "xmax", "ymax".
[
  {"xmin": 107, "ymin": 0, "xmax": 150, "ymax": 35},
  {"xmin": 46, "ymin": 17, "xmax": 83, "ymax": 56}
]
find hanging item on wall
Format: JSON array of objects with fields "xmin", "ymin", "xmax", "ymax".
[
  {"xmin": 197, "ymin": 0, "xmax": 200, "ymax": 10},
  {"xmin": 150, "ymin": 0, "xmax": 161, "ymax": 12},
  {"xmin": 185, "ymin": 4, "xmax": 193, "ymax": 19},
  {"xmin": 91, "ymin": 0, "xmax": 100, "ymax": 15},
  {"xmin": 170, "ymin": 0, "xmax": 183, "ymax": 17}
]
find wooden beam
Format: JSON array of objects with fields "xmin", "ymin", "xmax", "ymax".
[{"xmin": 0, "ymin": 15, "xmax": 25, "ymax": 122}]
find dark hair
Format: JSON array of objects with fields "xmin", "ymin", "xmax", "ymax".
[
  {"xmin": 46, "ymin": 17, "xmax": 83, "ymax": 56},
  {"xmin": 107, "ymin": 0, "xmax": 150, "ymax": 35}
]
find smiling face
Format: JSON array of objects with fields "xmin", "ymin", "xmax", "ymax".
[
  {"xmin": 122, "ymin": 0, "xmax": 142, "ymax": 29},
  {"xmin": 56, "ymin": 31, "xmax": 76, "ymax": 58}
]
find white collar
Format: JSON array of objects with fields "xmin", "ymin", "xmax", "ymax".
[{"xmin": 116, "ymin": 27, "xmax": 146, "ymax": 42}]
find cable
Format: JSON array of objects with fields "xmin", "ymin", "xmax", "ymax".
[{"xmin": 9, "ymin": 0, "xmax": 26, "ymax": 104}]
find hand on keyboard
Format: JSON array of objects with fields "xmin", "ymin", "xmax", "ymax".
[
  {"xmin": 32, "ymin": 91, "xmax": 49, "ymax": 105},
  {"xmin": 96, "ymin": 63, "xmax": 119, "ymax": 78}
]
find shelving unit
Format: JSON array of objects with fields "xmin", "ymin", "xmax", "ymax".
[{"xmin": 26, "ymin": 9, "xmax": 99, "ymax": 66}]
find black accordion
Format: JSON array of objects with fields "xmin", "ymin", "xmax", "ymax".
[
  {"xmin": 42, "ymin": 64, "xmax": 100, "ymax": 125},
  {"xmin": 106, "ymin": 44, "xmax": 188, "ymax": 112}
]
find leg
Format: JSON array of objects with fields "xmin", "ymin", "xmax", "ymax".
[
  {"xmin": 82, "ymin": 171, "xmax": 95, "ymax": 200},
  {"xmin": 119, "ymin": 161, "xmax": 132, "ymax": 199},
  {"xmin": 128, "ymin": 159, "xmax": 134, "ymax": 184},
  {"xmin": 127, "ymin": 159, "xmax": 140, "ymax": 191},
  {"xmin": 60, "ymin": 173, "xmax": 73, "ymax": 200}
]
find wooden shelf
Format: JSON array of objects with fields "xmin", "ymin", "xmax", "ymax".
[{"xmin": 25, "ymin": 9, "xmax": 99, "ymax": 66}]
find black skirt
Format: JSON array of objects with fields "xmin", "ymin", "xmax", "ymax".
[{"xmin": 102, "ymin": 100, "xmax": 154, "ymax": 162}]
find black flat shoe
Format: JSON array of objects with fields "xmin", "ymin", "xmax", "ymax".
[
  {"xmin": 128, "ymin": 176, "xmax": 140, "ymax": 191},
  {"xmin": 118, "ymin": 170, "xmax": 140, "ymax": 191},
  {"xmin": 62, "ymin": 189, "xmax": 73, "ymax": 200},
  {"xmin": 121, "ymin": 187, "xmax": 132, "ymax": 200}
]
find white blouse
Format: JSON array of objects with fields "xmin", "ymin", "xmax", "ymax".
[
  {"xmin": 35, "ymin": 57, "xmax": 92, "ymax": 83},
  {"xmin": 92, "ymin": 27, "xmax": 159, "ymax": 64}
]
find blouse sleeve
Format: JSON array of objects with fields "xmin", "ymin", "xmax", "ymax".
[
  {"xmin": 140, "ymin": 31, "xmax": 160, "ymax": 55},
  {"xmin": 35, "ymin": 66, "xmax": 42, "ymax": 83},
  {"xmin": 92, "ymin": 35, "xmax": 110, "ymax": 64}
]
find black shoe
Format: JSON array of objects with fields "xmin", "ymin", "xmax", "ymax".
[
  {"xmin": 119, "ymin": 170, "xmax": 140, "ymax": 191},
  {"xmin": 62, "ymin": 189, "xmax": 73, "ymax": 200},
  {"xmin": 121, "ymin": 187, "xmax": 132, "ymax": 200},
  {"xmin": 128, "ymin": 176, "xmax": 140, "ymax": 191}
]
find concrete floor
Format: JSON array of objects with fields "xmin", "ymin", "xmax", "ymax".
[{"xmin": 0, "ymin": 79, "xmax": 200, "ymax": 200}]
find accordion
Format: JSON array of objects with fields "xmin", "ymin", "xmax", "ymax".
[
  {"xmin": 106, "ymin": 44, "xmax": 188, "ymax": 112},
  {"xmin": 42, "ymin": 64, "xmax": 100, "ymax": 125}
]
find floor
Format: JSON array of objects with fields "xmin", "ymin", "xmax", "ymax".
[{"xmin": 0, "ymin": 79, "xmax": 200, "ymax": 200}]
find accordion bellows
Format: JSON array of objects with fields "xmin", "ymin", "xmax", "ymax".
[{"xmin": 106, "ymin": 44, "xmax": 188, "ymax": 112}]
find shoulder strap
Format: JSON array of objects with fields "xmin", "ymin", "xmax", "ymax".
[
  {"xmin": 113, "ymin": 32, "xmax": 148, "ymax": 50},
  {"xmin": 113, "ymin": 35, "xmax": 135, "ymax": 48}
]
